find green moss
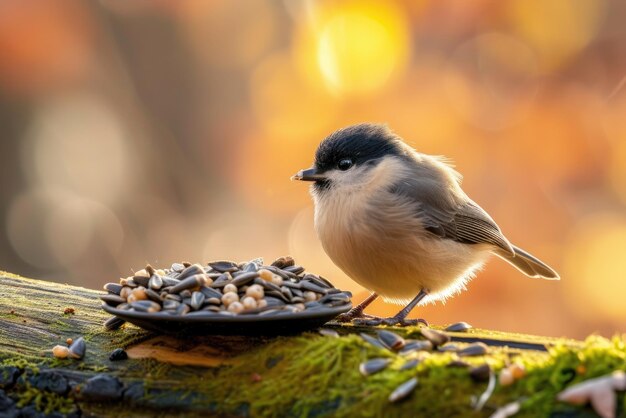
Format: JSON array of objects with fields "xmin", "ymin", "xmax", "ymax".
[
  {"xmin": 2, "ymin": 273, "xmax": 625, "ymax": 416},
  {"xmin": 16, "ymin": 382, "xmax": 76, "ymax": 415},
  {"xmin": 127, "ymin": 331, "xmax": 625, "ymax": 417}
]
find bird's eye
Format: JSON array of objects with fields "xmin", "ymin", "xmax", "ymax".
[{"xmin": 337, "ymin": 159, "xmax": 353, "ymax": 171}]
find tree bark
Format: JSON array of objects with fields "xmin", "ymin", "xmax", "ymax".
[{"xmin": 0, "ymin": 272, "xmax": 621, "ymax": 417}]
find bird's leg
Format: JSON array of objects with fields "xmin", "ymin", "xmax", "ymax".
[
  {"xmin": 334, "ymin": 293, "xmax": 379, "ymax": 323},
  {"xmin": 364, "ymin": 289, "xmax": 430, "ymax": 327}
]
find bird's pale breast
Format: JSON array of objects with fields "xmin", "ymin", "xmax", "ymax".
[{"xmin": 313, "ymin": 159, "xmax": 492, "ymax": 304}]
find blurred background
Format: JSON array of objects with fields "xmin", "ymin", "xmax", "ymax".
[{"xmin": 0, "ymin": 0, "xmax": 625, "ymax": 339}]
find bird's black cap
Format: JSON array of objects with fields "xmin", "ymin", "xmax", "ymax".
[{"xmin": 314, "ymin": 123, "xmax": 406, "ymax": 173}]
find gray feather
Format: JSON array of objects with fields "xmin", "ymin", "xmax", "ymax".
[
  {"xmin": 389, "ymin": 155, "xmax": 514, "ymax": 255},
  {"xmin": 495, "ymin": 245, "xmax": 560, "ymax": 280}
]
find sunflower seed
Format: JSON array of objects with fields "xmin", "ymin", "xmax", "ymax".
[
  {"xmin": 144, "ymin": 289, "xmax": 162, "ymax": 303},
  {"xmin": 211, "ymin": 272, "xmax": 232, "ymax": 288},
  {"xmin": 123, "ymin": 278, "xmax": 139, "ymax": 288},
  {"xmin": 270, "ymin": 256, "xmax": 294, "ymax": 268},
  {"xmin": 359, "ymin": 358, "xmax": 391, "ymax": 376},
  {"xmin": 360, "ymin": 333, "xmax": 387, "ymax": 349},
  {"xmin": 191, "ymin": 291, "xmax": 205, "ymax": 310},
  {"xmin": 176, "ymin": 303, "xmax": 190, "ymax": 315},
  {"xmin": 109, "ymin": 348, "xmax": 127, "ymax": 361},
  {"xmin": 177, "ymin": 264, "xmax": 205, "ymax": 281},
  {"xmin": 445, "ymin": 322, "xmax": 472, "ymax": 332},
  {"xmin": 280, "ymin": 280, "xmax": 302, "ymax": 289},
  {"xmin": 168, "ymin": 274, "xmax": 205, "ymax": 293},
  {"xmin": 131, "ymin": 301, "xmax": 161, "ymax": 313},
  {"xmin": 438, "ymin": 344, "xmax": 459, "ymax": 352},
  {"xmin": 132, "ymin": 275, "xmax": 150, "ymax": 287},
  {"xmin": 148, "ymin": 275, "xmax": 163, "ymax": 290},
  {"xmin": 457, "ymin": 342, "xmax": 488, "ymax": 357},
  {"xmin": 400, "ymin": 359, "xmax": 420, "ymax": 371},
  {"xmin": 284, "ymin": 265, "xmax": 304, "ymax": 275},
  {"xmin": 100, "ymin": 294, "xmax": 126, "ymax": 306},
  {"xmin": 300, "ymin": 281, "xmax": 328, "ymax": 295},
  {"xmin": 420, "ymin": 328, "xmax": 450, "ymax": 347},
  {"xmin": 163, "ymin": 300, "xmax": 180, "ymax": 310},
  {"xmin": 232, "ymin": 272, "xmax": 259, "ymax": 287},
  {"xmin": 447, "ymin": 360, "xmax": 471, "ymax": 368},
  {"xmin": 470, "ymin": 364, "xmax": 491, "ymax": 382},
  {"xmin": 399, "ymin": 340, "xmax": 433, "ymax": 354},
  {"xmin": 378, "ymin": 330, "xmax": 406, "ymax": 351},
  {"xmin": 318, "ymin": 328, "xmax": 339, "ymax": 338},
  {"xmin": 68, "ymin": 337, "xmax": 86, "ymax": 359},
  {"xmin": 104, "ymin": 316, "xmax": 125, "ymax": 331},
  {"xmin": 199, "ymin": 287, "xmax": 222, "ymax": 299},
  {"xmin": 241, "ymin": 262, "xmax": 259, "ymax": 273},
  {"xmin": 208, "ymin": 260, "xmax": 239, "ymax": 273},
  {"xmin": 103, "ymin": 283, "xmax": 123, "ymax": 295},
  {"xmin": 388, "ymin": 377, "xmax": 418, "ymax": 403},
  {"xmin": 162, "ymin": 277, "xmax": 181, "ymax": 287},
  {"xmin": 171, "ymin": 263, "xmax": 185, "ymax": 272}
]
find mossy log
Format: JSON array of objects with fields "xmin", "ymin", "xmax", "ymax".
[{"xmin": 0, "ymin": 271, "xmax": 625, "ymax": 417}]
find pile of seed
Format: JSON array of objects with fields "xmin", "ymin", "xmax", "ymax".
[
  {"xmin": 100, "ymin": 256, "xmax": 351, "ymax": 322},
  {"xmin": 357, "ymin": 324, "xmax": 495, "ymax": 404}
]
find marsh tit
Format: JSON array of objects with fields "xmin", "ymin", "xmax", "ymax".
[{"xmin": 292, "ymin": 123, "xmax": 559, "ymax": 326}]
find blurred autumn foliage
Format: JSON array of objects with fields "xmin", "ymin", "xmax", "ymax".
[{"xmin": 0, "ymin": 0, "xmax": 625, "ymax": 338}]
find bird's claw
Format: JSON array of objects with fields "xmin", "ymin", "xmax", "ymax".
[
  {"xmin": 355, "ymin": 317, "xmax": 429, "ymax": 327},
  {"xmin": 334, "ymin": 308, "xmax": 369, "ymax": 323}
]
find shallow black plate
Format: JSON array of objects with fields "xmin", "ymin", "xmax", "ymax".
[{"xmin": 102, "ymin": 302, "xmax": 351, "ymax": 336}]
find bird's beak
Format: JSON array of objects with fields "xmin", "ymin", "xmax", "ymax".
[{"xmin": 291, "ymin": 167, "xmax": 325, "ymax": 182}]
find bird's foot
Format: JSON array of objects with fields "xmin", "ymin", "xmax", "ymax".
[
  {"xmin": 356, "ymin": 316, "xmax": 429, "ymax": 327},
  {"xmin": 334, "ymin": 308, "xmax": 370, "ymax": 323}
]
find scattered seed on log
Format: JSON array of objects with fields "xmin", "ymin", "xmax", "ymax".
[
  {"xmin": 457, "ymin": 342, "xmax": 488, "ymax": 357},
  {"xmin": 447, "ymin": 360, "xmax": 471, "ymax": 368},
  {"xmin": 400, "ymin": 359, "xmax": 420, "ymax": 371},
  {"xmin": 388, "ymin": 377, "xmax": 418, "ymax": 403},
  {"xmin": 378, "ymin": 330, "xmax": 406, "ymax": 351},
  {"xmin": 445, "ymin": 321, "xmax": 472, "ymax": 332},
  {"xmin": 420, "ymin": 328, "xmax": 450, "ymax": 347},
  {"xmin": 319, "ymin": 328, "xmax": 339, "ymax": 338},
  {"xmin": 68, "ymin": 337, "xmax": 86, "ymax": 359},
  {"xmin": 470, "ymin": 364, "xmax": 492, "ymax": 383},
  {"xmin": 399, "ymin": 340, "xmax": 433, "ymax": 355},
  {"xmin": 109, "ymin": 348, "xmax": 127, "ymax": 361},
  {"xmin": 360, "ymin": 333, "xmax": 387, "ymax": 349},
  {"xmin": 359, "ymin": 358, "xmax": 391, "ymax": 376},
  {"xmin": 438, "ymin": 344, "xmax": 459, "ymax": 352},
  {"xmin": 104, "ymin": 316, "xmax": 125, "ymax": 331}
]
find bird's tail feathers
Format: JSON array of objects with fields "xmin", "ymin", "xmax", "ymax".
[{"xmin": 494, "ymin": 245, "xmax": 560, "ymax": 280}]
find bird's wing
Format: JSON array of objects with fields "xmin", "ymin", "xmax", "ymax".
[{"xmin": 390, "ymin": 173, "xmax": 514, "ymax": 255}]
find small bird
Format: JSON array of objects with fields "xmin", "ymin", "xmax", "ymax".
[{"xmin": 292, "ymin": 123, "xmax": 559, "ymax": 326}]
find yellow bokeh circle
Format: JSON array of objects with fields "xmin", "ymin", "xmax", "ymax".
[
  {"xmin": 294, "ymin": 1, "xmax": 410, "ymax": 96},
  {"xmin": 564, "ymin": 213, "xmax": 626, "ymax": 320}
]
